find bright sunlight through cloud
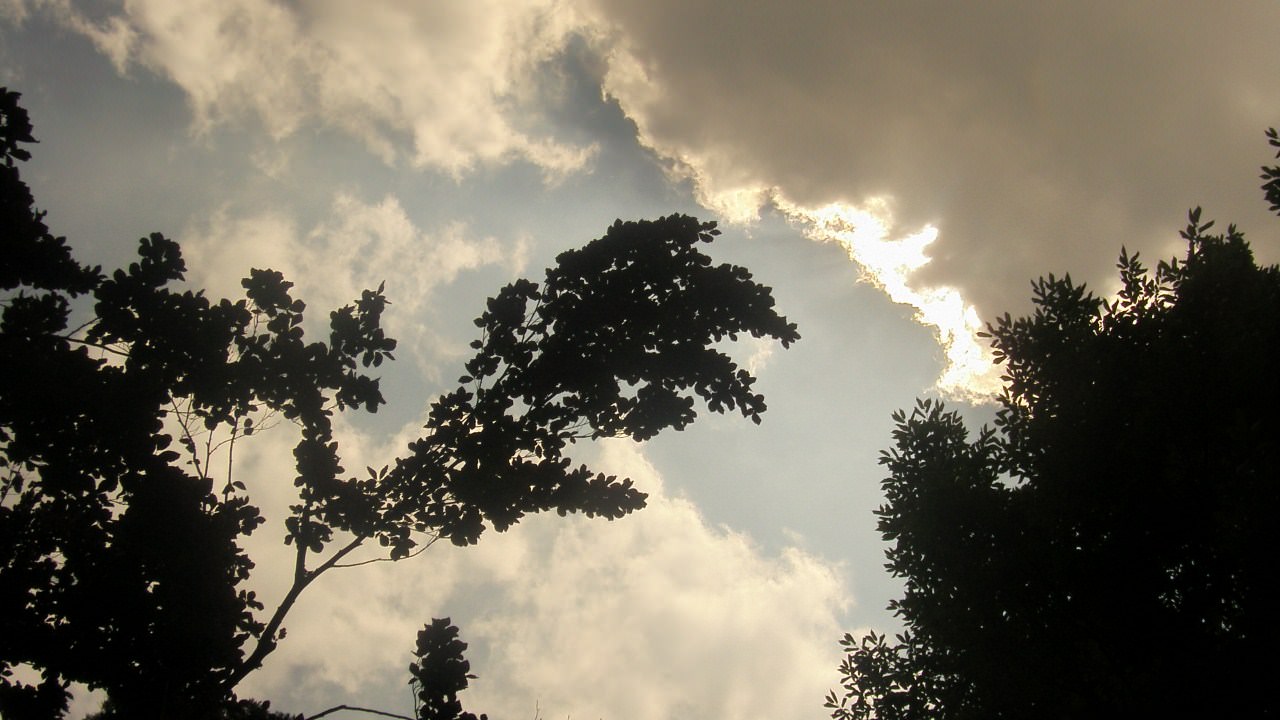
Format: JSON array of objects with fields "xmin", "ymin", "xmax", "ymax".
[
  {"xmin": 606, "ymin": 81, "xmax": 1004, "ymax": 401},
  {"xmin": 777, "ymin": 197, "xmax": 1002, "ymax": 401}
]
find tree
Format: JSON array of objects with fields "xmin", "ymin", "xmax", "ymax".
[
  {"xmin": 828, "ymin": 131, "xmax": 1280, "ymax": 720},
  {"xmin": 0, "ymin": 88, "xmax": 800, "ymax": 718}
]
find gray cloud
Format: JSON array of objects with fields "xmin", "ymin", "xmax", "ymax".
[{"xmin": 586, "ymin": 0, "xmax": 1280, "ymax": 319}]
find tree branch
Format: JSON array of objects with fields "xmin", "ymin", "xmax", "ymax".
[
  {"xmin": 333, "ymin": 534, "xmax": 438, "ymax": 568},
  {"xmin": 55, "ymin": 334, "xmax": 129, "ymax": 357},
  {"xmin": 305, "ymin": 704, "xmax": 415, "ymax": 720},
  {"xmin": 309, "ymin": 534, "xmax": 367, "ymax": 578},
  {"xmin": 223, "ymin": 417, "xmax": 238, "ymax": 501},
  {"xmin": 167, "ymin": 397, "xmax": 204, "ymax": 479},
  {"xmin": 225, "ymin": 534, "xmax": 366, "ymax": 691}
]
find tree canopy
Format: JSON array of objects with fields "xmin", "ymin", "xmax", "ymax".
[
  {"xmin": 0, "ymin": 88, "xmax": 798, "ymax": 719},
  {"xmin": 828, "ymin": 131, "xmax": 1280, "ymax": 720}
]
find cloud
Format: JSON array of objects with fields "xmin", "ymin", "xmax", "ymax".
[
  {"xmin": 230, "ymin": 434, "xmax": 848, "ymax": 720},
  {"xmin": 742, "ymin": 335, "xmax": 776, "ymax": 376},
  {"xmin": 177, "ymin": 192, "xmax": 518, "ymax": 376},
  {"xmin": 776, "ymin": 197, "xmax": 1002, "ymax": 400},
  {"xmin": 24, "ymin": 0, "xmax": 598, "ymax": 177},
  {"xmin": 581, "ymin": 0, "xmax": 1280, "ymax": 395},
  {"xmin": 467, "ymin": 440, "xmax": 848, "ymax": 720},
  {"xmin": 19, "ymin": 0, "xmax": 1280, "ymax": 399},
  {"xmin": 2, "ymin": 0, "xmax": 134, "ymax": 70}
]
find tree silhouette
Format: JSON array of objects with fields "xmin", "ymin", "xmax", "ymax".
[
  {"xmin": 829, "ymin": 133, "xmax": 1280, "ymax": 720},
  {"xmin": 0, "ymin": 88, "xmax": 799, "ymax": 719}
]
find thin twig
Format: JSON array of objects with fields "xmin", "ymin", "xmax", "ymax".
[
  {"xmin": 304, "ymin": 704, "xmax": 415, "ymax": 720},
  {"xmin": 170, "ymin": 397, "xmax": 205, "ymax": 480},
  {"xmin": 202, "ymin": 416, "xmax": 216, "ymax": 484},
  {"xmin": 0, "ymin": 467, "xmax": 18, "ymax": 505},
  {"xmin": 55, "ymin": 335, "xmax": 130, "ymax": 357},
  {"xmin": 62, "ymin": 316, "xmax": 97, "ymax": 339},
  {"xmin": 332, "ymin": 535, "xmax": 439, "ymax": 568},
  {"xmin": 224, "ymin": 417, "xmax": 238, "ymax": 501}
]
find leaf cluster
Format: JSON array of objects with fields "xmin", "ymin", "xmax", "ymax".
[
  {"xmin": 378, "ymin": 215, "xmax": 798, "ymax": 550},
  {"xmin": 408, "ymin": 619, "xmax": 486, "ymax": 720}
]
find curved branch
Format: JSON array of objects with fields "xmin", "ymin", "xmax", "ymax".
[
  {"xmin": 332, "ymin": 534, "xmax": 439, "ymax": 568},
  {"xmin": 305, "ymin": 704, "xmax": 415, "ymax": 720}
]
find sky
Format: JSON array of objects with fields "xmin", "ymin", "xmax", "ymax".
[{"xmin": 2, "ymin": 1, "xmax": 1278, "ymax": 718}]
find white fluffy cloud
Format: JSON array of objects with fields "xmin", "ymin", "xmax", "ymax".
[
  {"xmin": 467, "ymin": 441, "xmax": 847, "ymax": 720},
  {"xmin": 228, "ymin": 432, "xmax": 848, "ymax": 720},
  {"xmin": 27, "ymin": 0, "xmax": 597, "ymax": 176},
  {"xmin": 95, "ymin": 384, "xmax": 845, "ymax": 720},
  {"xmin": 177, "ymin": 191, "xmax": 520, "ymax": 375}
]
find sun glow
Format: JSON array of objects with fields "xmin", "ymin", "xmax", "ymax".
[{"xmin": 776, "ymin": 198, "xmax": 1002, "ymax": 401}]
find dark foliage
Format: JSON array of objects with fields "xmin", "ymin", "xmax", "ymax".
[
  {"xmin": 409, "ymin": 619, "xmax": 485, "ymax": 720},
  {"xmin": 1263, "ymin": 128, "xmax": 1280, "ymax": 216},
  {"xmin": 85, "ymin": 698, "xmax": 302, "ymax": 720},
  {"xmin": 829, "ymin": 134, "xmax": 1280, "ymax": 720},
  {"xmin": 0, "ymin": 88, "xmax": 798, "ymax": 718}
]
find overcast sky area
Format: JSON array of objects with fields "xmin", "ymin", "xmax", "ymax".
[{"xmin": 3, "ymin": 2, "xmax": 1279, "ymax": 718}]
